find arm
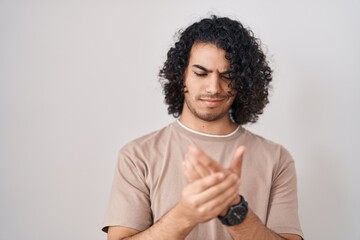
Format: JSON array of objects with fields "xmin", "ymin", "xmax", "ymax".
[
  {"xmin": 225, "ymin": 208, "xmax": 301, "ymax": 240},
  {"xmin": 183, "ymin": 145, "xmax": 302, "ymax": 240},
  {"xmin": 108, "ymin": 172, "xmax": 240, "ymax": 240},
  {"xmin": 107, "ymin": 204, "xmax": 193, "ymax": 240}
]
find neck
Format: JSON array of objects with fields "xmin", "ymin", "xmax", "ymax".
[{"xmin": 179, "ymin": 114, "xmax": 238, "ymax": 135}]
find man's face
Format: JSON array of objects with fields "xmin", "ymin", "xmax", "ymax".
[{"xmin": 182, "ymin": 42, "xmax": 236, "ymax": 122}]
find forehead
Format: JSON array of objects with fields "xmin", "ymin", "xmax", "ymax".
[{"xmin": 188, "ymin": 42, "xmax": 229, "ymax": 69}]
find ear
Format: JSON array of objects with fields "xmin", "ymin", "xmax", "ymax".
[
  {"xmin": 182, "ymin": 63, "xmax": 193, "ymax": 93},
  {"xmin": 183, "ymin": 84, "xmax": 188, "ymax": 93}
]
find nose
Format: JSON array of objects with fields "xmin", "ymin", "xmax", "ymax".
[{"xmin": 205, "ymin": 74, "xmax": 221, "ymax": 94}]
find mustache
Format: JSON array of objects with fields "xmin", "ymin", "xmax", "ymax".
[
  {"xmin": 183, "ymin": 85, "xmax": 235, "ymax": 98},
  {"xmin": 196, "ymin": 92, "xmax": 233, "ymax": 100}
]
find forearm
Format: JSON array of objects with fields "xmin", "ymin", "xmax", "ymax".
[
  {"xmin": 226, "ymin": 209, "xmax": 286, "ymax": 240},
  {"xmin": 121, "ymin": 205, "xmax": 195, "ymax": 240},
  {"xmin": 118, "ymin": 173, "xmax": 237, "ymax": 240}
]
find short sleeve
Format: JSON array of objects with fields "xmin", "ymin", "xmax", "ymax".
[
  {"xmin": 102, "ymin": 149, "xmax": 152, "ymax": 232},
  {"xmin": 266, "ymin": 146, "xmax": 304, "ymax": 239}
]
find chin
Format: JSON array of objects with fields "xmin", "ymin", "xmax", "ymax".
[{"xmin": 197, "ymin": 111, "xmax": 228, "ymax": 122}]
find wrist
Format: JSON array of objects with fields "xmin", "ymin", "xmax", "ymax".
[
  {"xmin": 148, "ymin": 204, "xmax": 195, "ymax": 240},
  {"xmin": 172, "ymin": 202, "xmax": 198, "ymax": 230},
  {"xmin": 220, "ymin": 195, "xmax": 241, "ymax": 216},
  {"xmin": 218, "ymin": 195, "xmax": 249, "ymax": 226}
]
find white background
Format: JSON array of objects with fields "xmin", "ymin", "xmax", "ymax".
[{"xmin": 1, "ymin": 0, "xmax": 359, "ymax": 239}]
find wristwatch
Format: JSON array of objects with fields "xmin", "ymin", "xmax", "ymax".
[{"xmin": 218, "ymin": 195, "xmax": 248, "ymax": 226}]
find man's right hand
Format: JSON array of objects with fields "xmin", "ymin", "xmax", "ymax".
[
  {"xmin": 174, "ymin": 171, "xmax": 240, "ymax": 227},
  {"xmin": 107, "ymin": 148, "xmax": 241, "ymax": 240}
]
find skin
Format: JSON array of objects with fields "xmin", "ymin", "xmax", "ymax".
[
  {"xmin": 107, "ymin": 42, "xmax": 302, "ymax": 240},
  {"xmin": 180, "ymin": 42, "xmax": 238, "ymax": 135},
  {"xmin": 183, "ymin": 145, "xmax": 302, "ymax": 240}
]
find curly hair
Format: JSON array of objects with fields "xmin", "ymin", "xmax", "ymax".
[{"xmin": 159, "ymin": 15, "xmax": 272, "ymax": 125}]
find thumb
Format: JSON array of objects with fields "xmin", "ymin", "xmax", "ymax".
[{"xmin": 230, "ymin": 146, "xmax": 246, "ymax": 177}]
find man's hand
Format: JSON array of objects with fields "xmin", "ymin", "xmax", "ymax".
[
  {"xmin": 182, "ymin": 145, "xmax": 246, "ymax": 215},
  {"xmin": 183, "ymin": 145, "xmax": 245, "ymax": 181},
  {"xmin": 181, "ymin": 145, "xmax": 302, "ymax": 240},
  {"xmin": 175, "ymin": 172, "xmax": 240, "ymax": 226}
]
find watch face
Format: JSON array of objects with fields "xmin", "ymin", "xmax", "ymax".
[
  {"xmin": 218, "ymin": 195, "xmax": 249, "ymax": 226},
  {"xmin": 227, "ymin": 205, "xmax": 247, "ymax": 225}
]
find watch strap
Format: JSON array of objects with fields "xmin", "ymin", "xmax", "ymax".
[{"xmin": 218, "ymin": 195, "xmax": 248, "ymax": 226}]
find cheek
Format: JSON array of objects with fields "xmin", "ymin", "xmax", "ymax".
[{"xmin": 185, "ymin": 81, "xmax": 202, "ymax": 94}]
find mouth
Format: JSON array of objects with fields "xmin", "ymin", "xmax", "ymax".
[{"xmin": 199, "ymin": 98, "xmax": 226, "ymax": 107}]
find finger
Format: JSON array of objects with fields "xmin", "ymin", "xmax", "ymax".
[
  {"xmin": 209, "ymin": 189, "xmax": 240, "ymax": 216},
  {"xmin": 183, "ymin": 157, "xmax": 200, "ymax": 182},
  {"xmin": 196, "ymin": 174, "xmax": 240, "ymax": 214},
  {"xmin": 186, "ymin": 172, "xmax": 225, "ymax": 195},
  {"xmin": 202, "ymin": 185, "xmax": 239, "ymax": 217},
  {"xmin": 230, "ymin": 146, "xmax": 246, "ymax": 177},
  {"xmin": 188, "ymin": 145, "xmax": 224, "ymax": 174},
  {"xmin": 193, "ymin": 173, "xmax": 239, "ymax": 207},
  {"xmin": 186, "ymin": 150, "xmax": 211, "ymax": 179},
  {"xmin": 218, "ymin": 192, "xmax": 241, "ymax": 216}
]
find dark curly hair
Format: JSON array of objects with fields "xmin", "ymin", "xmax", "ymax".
[{"xmin": 159, "ymin": 15, "xmax": 272, "ymax": 125}]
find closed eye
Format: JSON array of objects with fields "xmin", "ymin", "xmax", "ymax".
[
  {"xmin": 221, "ymin": 75, "xmax": 231, "ymax": 80},
  {"xmin": 194, "ymin": 72, "xmax": 207, "ymax": 77}
]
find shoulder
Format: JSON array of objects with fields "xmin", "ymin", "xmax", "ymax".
[
  {"xmin": 241, "ymin": 128, "xmax": 294, "ymax": 164},
  {"xmin": 242, "ymin": 128, "xmax": 280, "ymax": 149},
  {"xmin": 113, "ymin": 123, "xmax": 176, "ymax": 177},
  {"xmin": 119, "ymin": 122, "xmax": 176, "ymax": 158}
]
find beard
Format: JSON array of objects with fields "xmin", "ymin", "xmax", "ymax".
[{"xmin": 184, "ymin": 93, "xmax": 232, "ymax": 122}]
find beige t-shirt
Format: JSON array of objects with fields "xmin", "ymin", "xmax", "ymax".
[{"xmin": 102, "ymin": 121, "xmax": 304, "ymax": 239}]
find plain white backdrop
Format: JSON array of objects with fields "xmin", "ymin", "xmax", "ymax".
[{"xmin": 1, "ymin": 0, "xmax": 359, "ymax": 239}]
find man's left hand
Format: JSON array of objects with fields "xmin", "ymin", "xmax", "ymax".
[{"xmin": 182, "ymin": 145, "xmax": 246, "ymax": 215}]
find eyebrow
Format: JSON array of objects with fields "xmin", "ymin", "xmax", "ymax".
[
  {"xmin": 192, "ymin": 64, "xmax": 231, "ymax": 75},
  {"xmin": 192, "ymin": 64, "xmax": 212, "ymax": 72}
]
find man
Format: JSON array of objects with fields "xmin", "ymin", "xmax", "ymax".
[{"xmin": 102, "ymin": 15, "xmax": 304, "ymax": 240}]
